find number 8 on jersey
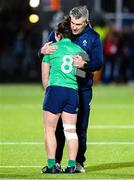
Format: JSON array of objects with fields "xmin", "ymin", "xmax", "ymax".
[{"xmin": 61, "ymin": 55, "xmax": 73, "ymax": 74}]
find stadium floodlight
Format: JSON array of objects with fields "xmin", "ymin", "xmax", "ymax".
[
  {"xmin": 29, "ymin": 14, "xmax": 39, "ymax": 23},
  {"xmin": 29, "ymin": 0, "xmax": 40, "ymax": 8}
]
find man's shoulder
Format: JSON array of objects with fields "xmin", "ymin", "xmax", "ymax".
[{"xmin": 86, "ymin": 26, "xmax": 100, "ymax": 38}]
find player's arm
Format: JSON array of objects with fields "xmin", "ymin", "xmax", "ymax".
[
  {"xmin": 42, "ymin": 62, "xmax": 50, "ymax": 89},
  {"xmin": 42, "ymin": 55, "xmax": 50, "ymax": 89},
  {"xmin": 38, "ymin": 31, "xmax": 57, "ymax": 60}
]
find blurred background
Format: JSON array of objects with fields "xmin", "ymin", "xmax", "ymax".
[{"xmin": 0, "ymin": 0, "xmax": 134, "ymax": 84}]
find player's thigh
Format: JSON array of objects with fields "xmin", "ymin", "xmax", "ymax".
[
  {"xmin": 62, "ymin": 111, "xmax": 77, "ymax": 125},
  {"xmin": 43, "ymin": 111, "xmax": 60, "ymax": 129}
]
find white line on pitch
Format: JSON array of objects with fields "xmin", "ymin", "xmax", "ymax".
[
  {"xmin": 0, "ymin": 142, "xmax": 43, "ymax": 145},
  {"xmin": 0, "ymin": 104, "xmax": 41, "ymax": 109},
  {"xmin": 89, "ymin": 125, "xmax": 134, "ymax": 129},
  {"xmin": 87, "ymin": 142, "xmax": 134, "ymax": 145},
  {"xmin": 0, "ymin": 142, "xmax": 134, "ymax": 145},
  {"xmin": 93, "ymin": 104, "xmax": 134, "ymax": 109},
  {"xmin": 0, "ymin": 166, "xmax": 42, "ymax": 168}
]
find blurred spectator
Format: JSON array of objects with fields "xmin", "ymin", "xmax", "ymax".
[
  {"xmin": 103, "ymin": 28, "xmax": 122, "ymax": 83},
  {"xmin": 94, "ymin": 18, "xmax": 109, "ymax": 44},
  {"xmin": 93, "ymin": 17, "xmax": 109, "ymax": 83},
  {"xmin": 13, "ymin": 31, "xmax": 26, "ymax": 78},
  {"xmin": 121, "ymin": 24, "xmax": 134, "ymax": 83}
]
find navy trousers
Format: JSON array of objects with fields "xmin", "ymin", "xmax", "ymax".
[{"xmin": 55, "ymin": 88, "xmax": 92, "ymax": 166}]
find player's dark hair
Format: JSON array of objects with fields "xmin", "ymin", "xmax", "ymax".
[{"xmin": 56, "ymin": 16, "xmax": 71, "ymax": 39}]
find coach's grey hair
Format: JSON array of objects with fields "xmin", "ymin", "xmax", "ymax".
[{"xmin": 69, "ymin": 6, "xmax": 89, "ymax": 23}]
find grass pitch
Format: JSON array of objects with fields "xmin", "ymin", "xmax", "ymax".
[{"xmin": 0, "ymin": 83, "xmax": 134, "ymax": 179}]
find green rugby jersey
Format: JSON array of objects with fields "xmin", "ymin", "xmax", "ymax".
[{"xmin": 42, "ymin": 38, "xmax": 85, "ymax": 90}]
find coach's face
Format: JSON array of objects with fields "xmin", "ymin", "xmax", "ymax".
[{"xmin": 70, "ymin": 15, "xmax": 87, "ymax": 35}]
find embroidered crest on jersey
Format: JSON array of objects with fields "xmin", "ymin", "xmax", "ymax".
[{"xmin": 82, "ymin": 40, "xmax": 87, "ymax": 46}]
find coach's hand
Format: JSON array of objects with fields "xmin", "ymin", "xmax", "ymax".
[
  {"xmin": 73, "ymin": 55, "xmax": 87, "ymax": 68},
  {"xmin": 41, "ymin": 41, "xmax": 57, "ymax": 55}
]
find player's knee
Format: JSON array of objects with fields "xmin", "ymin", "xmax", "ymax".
[{"xmin": 63, "ymin": 123, "xmax": 78, "ymax": 140}]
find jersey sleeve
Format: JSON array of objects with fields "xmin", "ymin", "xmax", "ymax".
[
  {"xmin": 42, "ymin": 55, "xmax": 50, "ymax": 64},
  {"xmin": 47, "ymin": 31, "xmax": 56, "ymax": 42}
]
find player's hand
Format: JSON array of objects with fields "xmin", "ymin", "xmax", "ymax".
[
  {"xmin": 41, "ymin": 41, "xmax": 57, "ymax": 55},
  {"xmin": 73, "ymin": 55, "xmax": 87, "ymax": 68}
]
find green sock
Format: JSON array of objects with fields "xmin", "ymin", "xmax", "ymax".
[
  {"xmin": 47, "ymin": 158, "xmax": 56, "ymax": 168},
  {"xmin": 68, "ymin": 160, "xmax": 76, "ymax": 167}
]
